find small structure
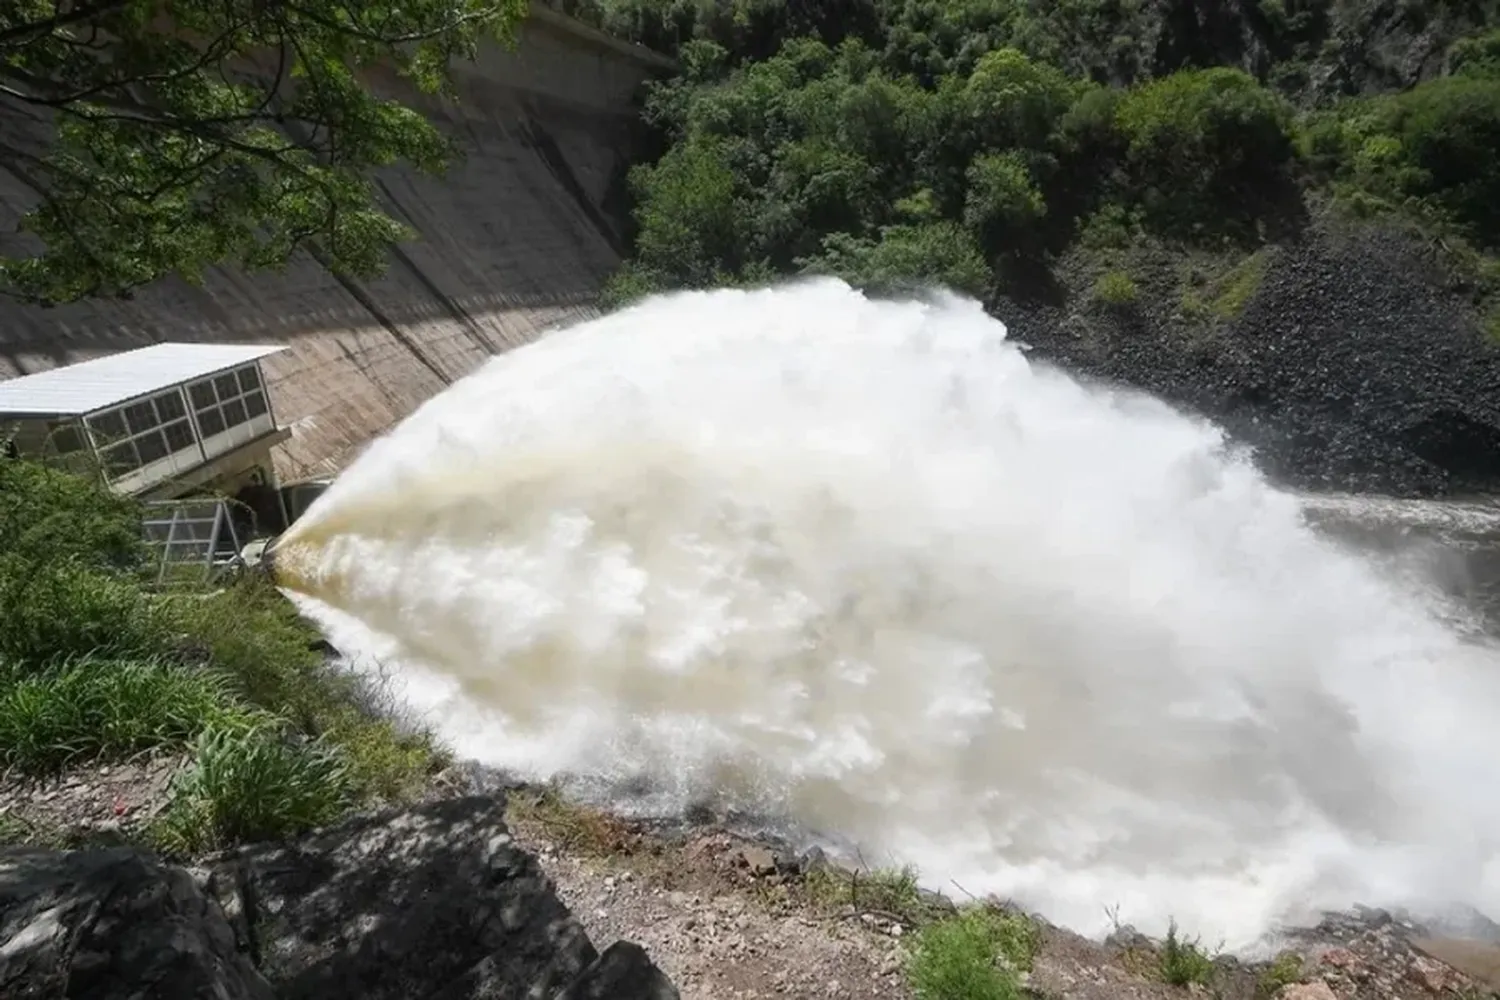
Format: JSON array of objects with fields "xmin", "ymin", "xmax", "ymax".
[{"xmin": 0, "ymin": 344, "xmax": 294, "ymax": 557}]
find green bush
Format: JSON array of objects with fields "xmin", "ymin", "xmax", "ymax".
[
  {"xmin": 963, "ymin": 48, "xmax": 1078, "ymax": 152},
  {"xmin": 964, "ymin": 151, "xmax": 1047, "ymax": 251},
  {"xmin": 1114, "ymin": 68, "xmax": 1294, "ymax": 238},
  {"xmin": 799, "ymin": 221, "xmax": 990, "ymax": 297},
  {"xmin": 0, "ymin": 657, "xmax": 247, "ymax": 772},
  {"xmin": 1449, "ymin": 29, "xmax": 1500, "ymax": 80},
  {"xmin": 630, "ymin": 136, "xmax": 743, "ymax": 284},
  {"xmin": 0, "ymin": 564, "xmax": 169, "ymax": 668},
  {"xmin": 1299, "ymin": 75, "xmax": 1500, "ymax": 246},
  {"xmin": 1092, "ymin": 269, "xmax": 1139, "ymax": 305},
  {"xmin": 906, "ymin": 908, "xmax": 1040, "ymax": 1000},
  {"xmin": 1158, "ymin": 919, "xmax": 1217, "ymax": 986},
  {"xmin": 153, "ymin": 721, "xmax": 354, "ymax": 853},
  {"xmin": 0, "ymin": 459, "xmax": 145, "ymax": 574},
  {"xmin": 0, "ymin": 457, "xmax": 441, "ymax": 847}
]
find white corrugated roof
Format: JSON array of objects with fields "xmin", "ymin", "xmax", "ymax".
[{"xmin": 0, "ymin": 343, "xmax": 288, "ymax": 417}]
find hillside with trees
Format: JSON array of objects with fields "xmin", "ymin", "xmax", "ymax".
[{"xmin": 550, "ymin": 0, "xmax": 1500, "ymax": 495}]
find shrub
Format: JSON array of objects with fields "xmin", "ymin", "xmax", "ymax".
[
  {"xmin": 799, "ymin": 221, "xmax": 991, "ymax": 297},
  {"xmin": 0, "ymin": 458, "xmax": 442, "ymax": 848},
  {"xmin": 1092, "ymin": 269, "xmax": 1139, "ymax": 305},
  {"xmin": 1158, "ymin": 919, "xmax": 1217, "ymax": 986},
  {"xmin": 964, "ymin": 151, "xmax": 1047, "ymax": 252},
  {"xmin": 1298, "ymin": 76, "xmax": 1500, "ymax": 246},
  {"xmin": 1448, "ymin": 29, "xmax": 1500, "ymax": 80},
  {"xmin": 0, "ymin": 564, "xmax": 169, "ymax": 668},
  {"xmin": 1376, "ymin": 77, "xmax": 1500, "ymax": 244},
  {"xmin": 0, "ymin": 656, "xmax": 246, "ymax": 772},
  {"xmin": 906, "ymin": 908, "xmax": 1041, "ymax": 1000},
  {"xmin": 630, "ymin": 136, "xmax": 744, "ymax": 284},
  {"xmin": 1115, "ymin": 68, "xmax": 1294, "ymax": 238},
  {"xmin": 963, "ymin": 48, "xmax": 1078, "ymax": 152},
  {"xmin": 153, "ymin": 721, "xmax": 354, "ymax": 853},
  {"xmin": 0, "ymin": 459, "xmax": 145, "ymax": 574}
]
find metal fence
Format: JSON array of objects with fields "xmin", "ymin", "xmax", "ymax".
[{"xmin": 141, "ymin": 498, "xmax": 245, "ymax": 586}]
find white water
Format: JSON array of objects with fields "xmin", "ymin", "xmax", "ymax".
[{"xmin": 274, "ymin": 278, "xmax": 1500, "ymax": 950}]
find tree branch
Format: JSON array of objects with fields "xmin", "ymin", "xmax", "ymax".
[{"xmin": 0, "ymin": 0, "xmax": 133, "ymax": 47}]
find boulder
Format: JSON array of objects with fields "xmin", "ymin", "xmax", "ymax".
[
  {"xmin": 192, "ymin": 794, "xmax": 678, "ymax": 1000},
  {"xmin": 0, "ymin": 846, "xmax": 274, "ymax": 1000},
  {"xmin": 1, "ymin": 795, "xmax": 679, "ymax": 1000}
]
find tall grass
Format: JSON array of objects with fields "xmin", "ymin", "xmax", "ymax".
[
  {"xmin": 906, "ymin": 908, "xmax": 1041, "ymax": 1000},
  {"xmin": 152, "ymin": 722, "xmax": 355, "ymax": 853},
  {"xmin": 0, "ymin": 656, "xmax": 249, "ymax": 771},
  {"xmin": 0, "ymin": 458, "xmax": 443, "ymax": 853}
]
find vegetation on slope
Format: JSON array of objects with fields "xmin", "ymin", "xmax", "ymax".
[
  {"xmin": 557, "ymin": 1, "xmax": 1500, "ymax": 331},
  {"xmin": 0, "ymin": 458, "xmax": 443, "ymax": 853}
]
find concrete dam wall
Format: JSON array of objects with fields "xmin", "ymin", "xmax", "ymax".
[{"xmin": 0, "ymin": 7, "xmax": 673, "ymax": 482}]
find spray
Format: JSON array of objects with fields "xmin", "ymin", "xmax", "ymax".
[{"xmin": 274, "ymin": 278, "xmax": 1500, "ymax": 949}]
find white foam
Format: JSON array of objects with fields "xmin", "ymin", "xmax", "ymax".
[{"xmin": 277, "ymin": 278, "xmax": 1500, "ymax": 950}]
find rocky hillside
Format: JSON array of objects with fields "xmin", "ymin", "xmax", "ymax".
[{"xmin": 560, "ymin": 0, "xmax": 1500, "ymax": 497}]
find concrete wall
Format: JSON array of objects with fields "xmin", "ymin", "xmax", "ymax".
[{"xmin": 0, "ymin": 7, "xmax": 672, "ymax": 482}]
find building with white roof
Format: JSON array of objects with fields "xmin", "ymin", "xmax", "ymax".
[{"xmin": 0, "ymin": 343, "xmax": 293, "ymax": 529}]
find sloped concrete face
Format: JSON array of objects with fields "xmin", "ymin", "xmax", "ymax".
[{"xmin": 0, "ymin": 11, "xmax": 667, "ymax": 482}]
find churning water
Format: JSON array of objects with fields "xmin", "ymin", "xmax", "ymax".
[{"xmin": 272, "ymin": 279, "xmax": 1500, "ymax": 950}]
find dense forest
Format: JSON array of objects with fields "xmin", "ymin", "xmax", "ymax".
[{"xmin": 544, "ymin": 0, "xmax": 1500, "ymax": 334}]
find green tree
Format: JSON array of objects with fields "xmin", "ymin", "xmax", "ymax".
[
  {"xmin": 0, "ymin": 0, "xmax": 528, "ymax": 304},
  {"xmin": 1114, "ymin": 68, "xmax": 1293, "ymax": 239}
]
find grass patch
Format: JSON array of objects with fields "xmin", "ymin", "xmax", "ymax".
[
  {"xmin": 0, "ymin": 811, "xmax": 57, "ymax": 847},
  {"xmin": 1092, "ymin": 269, "xmax": 1140, "ymax": 306},
  {"xmin": 1484, "ymin": 308, "xmax": 1500, "ymax": 343},
  {"xmin": 803, "ymin": 863, "xmax": 952, "ymax": 927},
  {"xmin": 1257, "ymin": 951, "xmax": 1304, "ymax": 996},
  {"xmin": 1158, "ymin": 919, "xmax": 1218, "ymax": 987},
  {"xmin": 150, "ymin": 722, "xmax": 354, "ymax": 854},
  {"xmin": 0, "ymin": 656, "xmax": 250, "ymax": 772},
  {"xmin": 907, "ymin": 907, "xmax": 1041, "ymax": 1000},
  {"xmin": 1210, "ymin": 249, "xmax": 1269, "ymax": 319},
  {"xmin": 0, "ymin": 458, "xmax": 445, "ymax": 855},
  {"xmin": 505, "ymin": 784, "xmax": 642, "ymax": 855}
]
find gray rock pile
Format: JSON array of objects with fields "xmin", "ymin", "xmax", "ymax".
[{"xmin": 0, "ymin": 794, "xmax": 678, "ymax": 1000}]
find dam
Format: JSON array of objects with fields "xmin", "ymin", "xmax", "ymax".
[{"xmin": 0, "ymin": 5, "xmax": 674, "ymax": 486}]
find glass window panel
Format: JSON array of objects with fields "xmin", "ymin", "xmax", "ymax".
[
  {"xmin": 244, "ymin": 391, "xmax": 268, "ymax": 419},
  {"xmin": 237, "ymin": 366, "xmax": 262, "ymax": 392},
  {"xmin": 155, "ymin": 390, "xmax": 185, "ymax": 421},
  {"xmin": 164, "ymin": 419, "xmax": 195, "ymax": 453},
  {"xmin": 197, "ymin": 407, "xmax": 226, "ymax": 438},
  {"xmin": 48, "ymin": 422, "xmax": 84, "ymax": 455},
  {"xmin": 223, "ymin": 398, "xmax": 248, "ymax": 428},
  {"xmin": 136, "ymin": 430, "xmax": 168, "ymax": 465},
  {"xmin": 102, "ymin": 441, "xmax": 139, "ymax": 477},
  {"xmin": 190, "ymin": 381, "xmax": 217, "ymax": 410},
  {"xmin": 125, "ymin": 401, "xmax": 157, "ymax": 435},
  {"xmin": 89, "ymin": 409, "xmax": 126, "ymax": 442},
  {"xmin": 213, "ymin": 374, "xmax": 238, "ymax": 400}
]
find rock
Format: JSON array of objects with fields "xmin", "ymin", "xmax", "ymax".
[
  {"xmin": 797, "ymin": 846, "xmax": 831, "ymax": 875},
  {"xmin": 1002, "ymin": 219, "xmax": 1500, "ymax": 499},
  {"xmin": 0, "ymin": 846, "xmax": 275, "ymax": 1000},
  {"xmin": 732, "ymin": 845, "xmax": 778, "ymax": 877},
  {"xmin": 192, "ymin": 794, "xmax": 678, "ymax": 1000},
  {"xmin": 555, "ymin": 941, "xmax": 678, "ymax": 1000},
  {"xmin": 1277, "ymin": 983, "xmax": 1338, "ymax": 1000}
]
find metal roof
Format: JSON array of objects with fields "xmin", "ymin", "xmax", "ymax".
[{"xmin": 0, "ymin": 343, "xmax": 288, "ymax": 417}]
